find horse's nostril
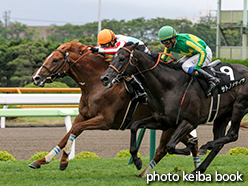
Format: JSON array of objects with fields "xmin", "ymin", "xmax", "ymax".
[
  {"xmin": 33, "ymin": 75, "xmax": 41, "ymax": 82},
  {"xmin": 100, "ymin": 76, "xmax": 108, "ymax": 82},
  {"xmin": 100, "ymin": 76, "xmax": 110, "ymax": 86}
]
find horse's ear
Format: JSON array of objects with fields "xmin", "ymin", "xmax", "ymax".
[{"xmin": 131, "ymin": 42, "xmax": 139, "ymax": 50}]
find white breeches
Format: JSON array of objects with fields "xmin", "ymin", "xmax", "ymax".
[{"xmin": 178, "ymin": 46, "xmax": 212, "ymax": 73}]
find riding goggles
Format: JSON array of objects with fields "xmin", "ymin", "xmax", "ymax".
[
  {"xmin": 100, "ymin": 42, "xmax": 111, "ymax": 48},
  {"xmin": 161, "ymin": 39, "xmax": 172, "ymax": 45}
]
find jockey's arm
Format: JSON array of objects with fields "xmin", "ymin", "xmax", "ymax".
[
  {"xmin": 186, "ymin": 40, "xmax": 207, "ymax": 71},
  {"xmin": 161, "ymin": 48, "xmax": 173, "ymax": 62},
  {"xmin": 97, "ymin": 41, "xmax": 126, "ymax": 55}
]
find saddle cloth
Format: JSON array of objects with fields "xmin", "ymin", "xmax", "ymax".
[{"xmin": 196, "ymin": 61, "xmax": 246, "ymax": 97}]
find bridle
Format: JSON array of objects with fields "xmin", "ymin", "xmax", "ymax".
[
  {"xmin": 109, "ymin": 47, "xmax": 137, "ymax": 76},
  {"xmin": 41, "ymin": 46, "xmax": 91, "ymax": 83}
]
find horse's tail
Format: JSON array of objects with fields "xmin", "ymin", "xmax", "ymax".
[{"xmin": 240, "ymin": 122, "xmax": 248, "ymax": 130}]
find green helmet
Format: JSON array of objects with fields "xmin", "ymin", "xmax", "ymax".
[{"xmin": 158, "ymin": 26, "xmax": 177, "ymax": 41}]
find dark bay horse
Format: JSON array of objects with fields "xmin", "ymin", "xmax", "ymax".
[
  {"xmin": 100, "ymin": 42, "xmax": 248, "ymax": 175},
  {"xmin": 30, "ymin": 40, "xmax": 199, "ymax": 175}
]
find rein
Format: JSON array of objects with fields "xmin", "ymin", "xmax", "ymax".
[
  {"xmin": 42, "ymin": 46, "xmax": 92, "ymax": 83},
  {"xmin": 109, "ymin": 46, "xmax": 177, "ymax": 78},
  {"xmin": 150, "ymin": 53, "xmax": 177, "ymax": 70}
]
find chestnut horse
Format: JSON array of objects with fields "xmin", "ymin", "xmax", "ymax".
[
  {"xmin": 29, "ymin": 40, "xmax": 199, "ymax": 176},
  {"xmin": 100, "ymin": 42, "xmax": 248, "ymax": 176}
]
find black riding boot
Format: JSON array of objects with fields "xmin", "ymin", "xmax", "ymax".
[
  {"xmin": 197, "ymin": 69, "xmax": 220, "ymax": 97},
  {"xmin": 129, "ymin": 76, "xmax": 148, "ymax": 103}
]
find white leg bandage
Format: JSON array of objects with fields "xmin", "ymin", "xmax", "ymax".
[
  {"xmin": 45, "ymin": 146, "xmax": 61, "ymax": 163},
  {"xmin": 193, "ymin": 156, "xmax": 201, "ymax": 168},
  {"xmin": 64, "ymin": 134, "xmax": 76, "ymax": 155},
  {"xmin": 141, "ymin": 160, "xmax": 157, "ymax": 178}
]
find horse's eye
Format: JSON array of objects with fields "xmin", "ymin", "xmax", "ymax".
[{"xmin": 53, "ymin": 58, "xmax": 59, "ymax": 63}]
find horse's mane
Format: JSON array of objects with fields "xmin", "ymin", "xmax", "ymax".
[
  {"xmin": 58, "ymin": 40, "xmax": 110, "ymax": 65},
  {"xmin": 123, "ymin": 42, "xmax": 182, "ymax": 71}
]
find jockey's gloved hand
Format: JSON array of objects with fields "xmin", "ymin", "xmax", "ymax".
[
  {"xmin": 187, "ymin": 66, "xmax": 196, "ymax": 74},
  {"xmin": 89, "ymin": 47, "xmax": 99, "ymax": 53}
]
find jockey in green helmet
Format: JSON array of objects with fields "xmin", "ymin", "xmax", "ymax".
[{"xmin": 158, "ymin": 26, "xmax": 220, "ymax": 97}]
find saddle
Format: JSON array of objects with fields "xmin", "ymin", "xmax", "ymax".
[
  {"xmin": 196, "ymin": 60, "xmax": 246, "ymax": 97},
  {"xmin": 185, "ymin": 60, "xmax": 246, "ymax": 122}
]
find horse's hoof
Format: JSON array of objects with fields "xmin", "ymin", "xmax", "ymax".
[
  {"xmin": 60, "ymin": 162, "xmax": 68, "ymax": 171},
  {"xmin": 135, "ymin": 158, "xmax": 143, "ymax": 170},
  {"xmin": 190, "ymin": 171, "xmax": 196, "ymax": 179},
  {"xmin": 137, "ymin": 173, "xmax": 146, "ymax": 178},
  {"xmin": 199, "ymin": 149, "xmax": 207, "ymax": 156},
  {"xmin": 29, "ymin": 161, "xmax": 41, "ymax": 169}
]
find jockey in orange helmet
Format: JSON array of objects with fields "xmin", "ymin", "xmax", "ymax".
[
  {"xmin": 89, "ymin": 29, "xmax": 149, "ymax": 103},
  {"xmin": 89, "ymin": 29, "xmax": 150, "ymax": 55}
]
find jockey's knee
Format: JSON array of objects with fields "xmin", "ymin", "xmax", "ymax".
[{"xmin": 182, "ymin": 64, "xmax": 195, "ymax": 74}]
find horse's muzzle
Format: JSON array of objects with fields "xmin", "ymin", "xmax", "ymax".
[
  {"xmin": 100, "ymin": 75, "xmax": 114, "ymax": 88},
  {"xmin": 32, "ymin": 74, "xmax": 47, "ymax": 87}
]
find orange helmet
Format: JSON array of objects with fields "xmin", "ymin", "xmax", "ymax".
[{"xmin": 97, "ymin": 29, "xmax": 116, "ymax": 45}]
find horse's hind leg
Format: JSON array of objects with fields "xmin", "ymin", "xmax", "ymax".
[
  {"xmin": 130, "ymin": 116, "xmax": 169, "ymax": 170},
  {"xmin": 194, "ymin": 104, "xmax": 246, "ymax": 174},
  {"xmin": 199, "ymin": 113, "xmax": 230, "ymax": 156}
]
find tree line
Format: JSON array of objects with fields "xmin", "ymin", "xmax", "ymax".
[{"xmin": 0, "ymin": 17, "xmax": 241, "ymax": 87}]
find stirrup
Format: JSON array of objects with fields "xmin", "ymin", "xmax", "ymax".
[{"xmin": 206, "ymin": 83, "xmax": 217, "ymax": 97}]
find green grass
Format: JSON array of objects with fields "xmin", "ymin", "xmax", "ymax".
[{"xmin": 0, "ymin": 156, "xmax": 247, "ymax": 186}]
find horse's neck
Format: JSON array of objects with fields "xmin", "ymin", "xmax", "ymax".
[
  {"xmin": 136, "ymin": 51, "xmax": 179, "ymax": 92},
  {"xmin": 135, "ymin": 51, "xmax": 189, "ymax": 113},
  {"xmin": 69, "ymin": 55, "xmax": 108, "ymax": 93}
]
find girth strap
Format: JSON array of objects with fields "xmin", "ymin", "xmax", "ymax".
[{"xmin": 206, "ymin": 88, "xmax": 220, "ymax": 123}]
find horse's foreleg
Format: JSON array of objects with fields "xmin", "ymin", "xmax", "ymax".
[
  {"xmin": 60, "ymin": 114, "xmax": 108, "ymax": 171},
  {"xmin": 189, "ymin": 131, "xmax": 200, "ymax": 169},
  {"xmin": 138, "ymin": 128, "xmax": 199, "ymax": 178},
  {"xmin": 181, "ymin": 133, "xmax": 200, "ymax": 169},
  {"xmin": 138, "ymin": 128, "xmax": 175, "ymax": 178},
  {"xmin": 130, "ymin": 116, "xmax": 169, "ymax": 171},
  {"xmin": 192, "ymin": 144, "xmax": 223, "ymax": 174},
  {"xmin": 29, "ymin": 114, "xmax": 86, "ymax": 170},
  {"xmin": 29, "ymin": 132, "xmax": 70, "ymax": 169},
  {"xmin": 166, "ymin": 120, "xmax": 195, "ymax": 155}
]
